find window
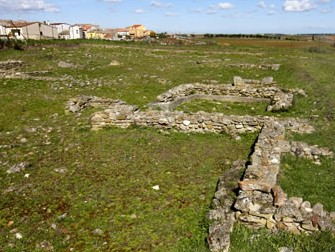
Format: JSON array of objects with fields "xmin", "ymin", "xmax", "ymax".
[{"xmin": 11, "ymin": 29, "xmax": 20, "ymax": 36}]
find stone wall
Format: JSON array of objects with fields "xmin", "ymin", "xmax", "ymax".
[
  {"xmin": 225, "ymin": 63, "xmax": 280, "ymax": 71},
  {"xmin": 208, "ymin": 121, "xmax": 334, "ymax": 252},
  {"xmin": 0, "ymin": 60, "xmax": 23, "ymax": 70},
  {"xmin": 67, "ymin": 75, "xmax": 334, "ymax": 252},
  {"xmin": 90, "ymin": 103, "xmax": 314, "ymax": 136},
  {"xmin": 149, "ymin": 77, "xmax": 303, "ymax": 112},
  {"xmin": 232, "ymin": 121, "xmax": 334, "ymax": 235},
  {"xmin": 65, "ymin": 96, "xmax": 131, "ymax": 114}
]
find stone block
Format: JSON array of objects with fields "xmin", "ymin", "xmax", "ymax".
[
  {"xmin": 233, "ymin": 76, "xmax": 245, "ymax": 86},
  {"xmin": 313, "ymin": 203, "xmax": 324, "ymax": 216},
  {"xmin": 301, "ymin": 221, "xmax": 319, "ymax": 231},
  {"xmin": 238, "ymin": 213, "xmax": 267, "ymax": 226},
  {"xmin": 289, "ymin": 197, "xmax": 303, "ymax": 208},
  {"xmin": 238, "ymin": 180, "xmax": 273, "ymax": 193},
  {"xmin": 272, "ymin": 185, "xmax": 287, "ymax": 207}
]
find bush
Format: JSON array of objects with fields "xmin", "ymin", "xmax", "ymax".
[{"xmin": 0, "ymin": 39, "xmax": 25, "ymax": 50}]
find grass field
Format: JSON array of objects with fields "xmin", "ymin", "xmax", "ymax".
[{"xmin": 0, "ymin": 38, "xmax": 334, "ymax": 251}]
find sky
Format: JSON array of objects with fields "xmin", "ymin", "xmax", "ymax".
[{"xmin": 0, "ymin": 0, "xmax": 334, "ymax": 34}]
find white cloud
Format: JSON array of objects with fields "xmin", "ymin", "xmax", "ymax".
[
  {"xmin": 258, "ymin": 1, "xmax": 266, "ymax": 9},
  {"xmin": 134, "ymin": 9, "xmax": 145, "ymax": 14},
  {"xmin": 150, "ymin": 1, "xmax": 172, "ymax": 8},
  {"xmin": 283, "ymin": 0, "xmax": 316, "ymax": 12},
  {"xmin": 103, "ymin": 0, "xmax": 122, "ymax": 2},
  {"xmin": 0, "ymin": 0, "xmax": 59, "ymax": 12},
  {"xmin": 206, "ymin": 2, "xmax": 233, "ymax": 15},
  {"xmin": 218, "ymin": 2, "xmax": 234, "ymax": 9}
]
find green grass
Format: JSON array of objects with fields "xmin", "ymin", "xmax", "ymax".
[
  {"xmin": 230, "ymin": 223, "xmax": 335, "ymax": 252},
  {"xmin": 176, "ymin": 99, "xmax": 271, "ymax": 116},
  {"xmin": 1, "ymin": 40, "xmax": 335, "ymax": 251},
  {"xmin": 279, "ymin": 156, "xmax": 335, "ymax": 211}
]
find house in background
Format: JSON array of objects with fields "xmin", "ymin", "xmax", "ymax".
[
  {"xmin": 127, "ymin": 24, "xmax": 146, "ymax": 39},
  {"xmin": 87, "ymin": 29, "xmax": 105, "ymax": 39},
  {"xmin": 114, "ymin": 28, "xmax": 129, "ymax": 40},
  {"xmin": 51, "ymin": 23, "xmax": 70, "ymax": 39},
  {"xmin": 0, "ymin": 26, "xmax": 7, "ymax": 41},
  {"xmin": 76, "ymin": 24, "xmax": 100, "ymax": 39},
  {"xmin": 3, "ymin": 21, "xmax": 58, "ymax": 40},
  {"xmin": 69, "ymin": 25, "xmax": 83, "ymax": 39},
  {"xmin": 58, "ymin": 30, "xmax": 70, "ymax": 40},
  {"xmin": 0, "ymin": 24, "xmax": 6, "ymax": 36}
]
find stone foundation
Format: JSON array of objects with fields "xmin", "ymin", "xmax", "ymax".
[
  {"xmin": 225, "ymin": 63, "xmax": 281, "ymax": 71},
  {"xmin": 0, "ymin": 60, "xmax": 23, "ymax": 70},
  {"xmin": 233, "ymin": 122, "xmax": 334, "ymax": 235},
  {"xmin": 149, "ymin": 76, "xmax": 304, "ymax": 112},
  {"xmin": 65, "ymin": 96, "xmax": 131, "ymax": 114},
  {"xmin": 66, "ymin": 76, "xmax": 334, "ymax": 252},
  {"xmin": 90, "ymin": 104, "xmax": 314, "ymax": 136}
]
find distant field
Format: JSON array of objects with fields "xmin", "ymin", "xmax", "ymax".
[
  {"xmin": 0, "ymin": 39, "xmax": 334, "ymax": 251},
  {"xmin": 215, "ymin": 37, "xmax": 334, "ymax": 48}
]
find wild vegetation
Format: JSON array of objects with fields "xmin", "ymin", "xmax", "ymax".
[{"xmin": 0, "ymin": 38, "xmax": 334, "ymax": 251}]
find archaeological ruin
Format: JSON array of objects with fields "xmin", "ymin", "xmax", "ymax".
[{"xmin": 66, "ymin": 76, "xmax": 335, "ymax": 252}]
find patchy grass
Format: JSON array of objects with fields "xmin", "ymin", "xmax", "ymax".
[
  {"xmin": 176, "ymin": 99, "xmax": 271, "ymax": 116},
  {"xmin": 0, "ymin": 39, "xmax": 334, "ymax": 251},
  {"xmin": 230, "ymin": 223, "xmax": 335, "ymax": 252},
  {"xmin": 279, "ymin": 156, "xmax": 335, "ymax": 211}
]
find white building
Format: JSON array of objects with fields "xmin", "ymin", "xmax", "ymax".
[
  {"xmin": 69, "ymin": 25, "xmax": 83, "ymax": 39},
  {"xmin": 5, "ymin": 22, "xmax": 58, "ymax": 40},
  {"xmin": 51, "ymin": 23, "xmax": 71, "ymax": 39},
  {"xmin": 0, "ymin": 25, "xmax": 6, "ymax": 36},
  {"xmin": 114, "ymin": 29, "xmax": 129, "ymax": 40}
]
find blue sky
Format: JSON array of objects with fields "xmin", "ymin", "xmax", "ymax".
[{"xmin": 0, "ymin": 0, "xmax": 334, "ymax": 34}]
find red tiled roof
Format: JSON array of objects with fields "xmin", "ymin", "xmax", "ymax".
[{"xmin": 117, "ymin": 28, "xmax": 128, "ymax": 32}]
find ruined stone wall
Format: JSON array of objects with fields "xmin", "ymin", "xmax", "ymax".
[
  {"xmin": 155, "ymin": 79, "xmax": 279, "ymax": 104},
  {"xmin": 65, "ymin": 96, "xmax": 129, "ymax": 114},
  {"xmin": 66, "ymin": 74, "xmax": 334, "ymax": 252},
  {"xmin": 150, "ymin": 77, "xmax": 302, "ymax": 112},
  {"xmin": 90, "ymin": 103, "xmax": 313, "ymax": 136},
  {"xmin": 0, "ymin": 60, "xmax": 23, "ymax": 70},
  {"xmin": 208, "ymin": 121, "xmax": 334, "ymax": 252},
  {"xmin": 225, "ymin": 63, "xmax": 280, "ymax": 71},
  {"xmin": 233, "ymin": 121, "xmax": 334, "ymax": 234}
]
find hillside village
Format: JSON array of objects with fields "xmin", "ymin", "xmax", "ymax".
[{"xmin": 0, "ymin": 20, "xmax": 155, "ymax": 41}]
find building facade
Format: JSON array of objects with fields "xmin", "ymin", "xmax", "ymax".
[
  {"xmin": 127, "ymin": 24, "xmax": 146, "ymax": 39},
  {"xmin": 51, "ymin": 23, "xmax": 71, "ymax": 39},
  {"xmin": 5, "ymin": 22, "xmax": 58, "ymax": 40},
  {"xmin": 69, "ymin": 25, "xmax": 84, "ymax": 39}
]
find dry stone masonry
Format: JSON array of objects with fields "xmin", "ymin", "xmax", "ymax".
[
  {"xmin": 66, "ymin": 76, "xmax": 335, "ymax": 252},
  {"xmin": 225, "ymin": 63, "xmax": 280, "ymax": 71},
  {"xmin": 0, "ymin": 60, "xmax": 54, "ymax": 80},
  {"xmin": 149, "ymin": 76, "xmax": 304, "ymax": 112},
  {"xmin": 0, "ymin": 60, "xmax": 23, "ymax": 70},
  {"xmin": 234, "ymin": 121, "xmax": 334, "ymax": 232},
  {"xmin": 65, "ymin": 96, "xmax": 130, "ymax": 114}
]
